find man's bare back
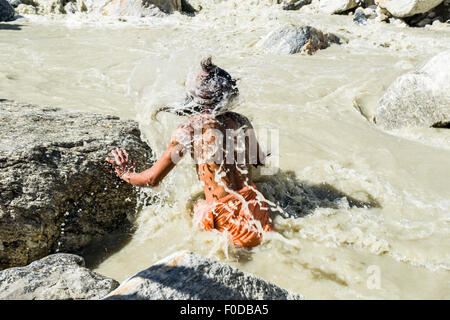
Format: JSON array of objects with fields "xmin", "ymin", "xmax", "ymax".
[{"xmin": 177, "ymin": 111, "xmax": 265, "ymax": 203}]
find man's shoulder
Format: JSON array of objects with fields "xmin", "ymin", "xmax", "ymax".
[{"xmin": 217, "ymin": 111, "xmax": 252, "ymax": 127}]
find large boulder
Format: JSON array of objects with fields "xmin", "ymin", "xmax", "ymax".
[
  {"xmin": 104, "ymin": 251, "xmax": 304, "ymax": 300},
  {"xmin": 0, "ymin": 254, "xmax": 119, "ymax": 299},
  {"xmin": 257, "ymin": 25, "xmax": 341, "ymax": 55},
  {"xmin": 376, "ymin": 50, "xmax": 450, "ymax": 129},
  {"xmin": 0, "ymin": 0, "xmax": 15, "ymax": 21},
  {"xmin": 319, "ymin": 0, "xmax": 358, "ymax": 14},
  {"xmin": 102, "ymin": 0, "xmax": 182, "ymax": 16},
  {"xmin": 0, "ymin": 100, "xmax": 153, "ymax": 269},
  {"xmin": 375, "ymin": 0, "xmax": 444, "ymax": 18}
]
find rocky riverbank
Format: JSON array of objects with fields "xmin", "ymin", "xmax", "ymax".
[{"xmin": 3, "ymin": 0, "xmax": 449, "ymax": 29}]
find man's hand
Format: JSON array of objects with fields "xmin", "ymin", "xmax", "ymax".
[{"xmin": 105, "ymin": 148, "xmax": 136, "ymax": 182}]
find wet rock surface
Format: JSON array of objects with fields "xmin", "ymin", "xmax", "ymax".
[
  {"xmin": 0, "ymin": 0, "xmax": 15, "ymax": 21},
  {"xmin": 104, "ymin": 251, "xmax": 304, "ymax": 300},
  {"xmin": 0, "ymin": 253, "xmax": 119, "ymax": 299},
  {"xmin": 0, "ymin": 100, "xmax": 153, "ymax": 269}
]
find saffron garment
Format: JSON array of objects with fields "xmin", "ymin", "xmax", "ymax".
[{"xmin": 194, "ymin": 184, "xmax": 273, "ymax": 248}]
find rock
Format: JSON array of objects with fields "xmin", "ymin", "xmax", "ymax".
[
  {"xmin": 0, "ymin": 0, "xmax": 15, "ymax": 21},
  {"xmin": 6, "ymin": 0, "xmax": 21, "ymax": 7},
  {"xmin": 353, "ymin": 7, "xmax": 368, "ymax": 24},
  {"xmin": 417, "ymin": 16, "xmax": 433, "ymax": 26},
  {"xmin": 102, "ymin": 0, "xmax": 182, "ymax": 17},
  {"xmin": 257, "ymin": 25, "xmax": 341, "ymax": 55},
  {"xmin": 0, "ymin": 100, "xmax": 153, "ymax": 269},
  {"xmin": 404, "ymin": 1, "xmax": 450, "ymax": 26},
  {"xmin": 319, "ymin": 0, "xmax": 358, "ymax": 14},
  {"xmin": 375, "ymin": 0, "xmax": 444, "ymax": 18},
  {"xmin": 375, "ymin": 5, "xmax": 390, "ymax": 21},
  {"xmin": 376, "ymin": 50, "xmax": 450, "ymax": 129},
  {"xmin": 77, "ymin": 0, "xmax": 109, "ymax": 13},
  {"xmin": 104, "ymin": 251, "xmax": 304, "ymax": 300},
  {"xmin": 64, "ymin": 1, "xmax": 76, "ymax": 13},
  {"xmin": 359, "ymin": 0, "xmax": 375, "ymax": 6},
  {"xmin": 363, "ymin": 5, "xmax": 377, "ymax": 18},
  {"xmin": 389, "ymin": 16, "xmax": 409, "ymax": 27},
  {"xmin": 15, "ymin": 3, "xmax": 37, "ymax": 13},
  {"xmin": 76, "ymin": 0, "xmax": 87, "ymax": 12},
  {"xmin": 280, "ymin": 0, "xmax": 312, "ymax": 10},
  {"xmin": 0, "ymin": 254, "xmax": 119, "ymax": 299}
]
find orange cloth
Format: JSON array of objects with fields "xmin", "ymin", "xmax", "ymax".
[{"xmin": 194, "ymin": 184, "xmax": 273, "ymax": 248}]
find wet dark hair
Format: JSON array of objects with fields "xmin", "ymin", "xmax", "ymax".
[{"xmin": 153, "ymin": 57, "xmax": 239, "ymax": 119}]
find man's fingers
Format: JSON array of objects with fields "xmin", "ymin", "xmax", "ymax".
[
  {"xmin": 116, "ymin": 148, "xmax": 124, "ymax": 163},
  {"xmin": 123, "ymin": 149, "xmax": 129, "ymax": 162},
  {"xmin": 111, "ymin": 149, "xmax": 122, "ymax": 164},
  {"xmin": 105, "ymin": 157, "xmax": 115, "ymax": 165}
]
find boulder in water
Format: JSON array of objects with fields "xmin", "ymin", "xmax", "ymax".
[
  {"xmin": 281, "ymin": 0, "xmax": 312, "ymax": 10},
  {"xmin": 258, "ymin": 25, "xmax": 341, "ymax": 55},
  {"xmin": 0, "ymin": 0, "xmax": 15, "ymax": 21},
  {"xmin": 376, "ymin": 50, "xmax": 450, "ymax": 129},
  {"xmin": 0, "ymin": 254, "xmax": 119, "ymax": 299},
  {"xmin": 375, "ymin": 0, "xmax": 444, "ymax": 18},
  {"xmin": 104, "ymin": 251, "xmax": 304, "ymax": 300},
  {"xmin": 102, "ymin": 0, "xmax": 182, "ymax": 16},
  {"xmin": 0, "ymin": 100, "xmax": 153, "ymax": 269},
  {"xmin": 319, "ymin": 0, "xmax": 358, "ymax": 14},
  {"xmin": 353, "ymin": 7, "xmax": 368, "ymax": 24}
]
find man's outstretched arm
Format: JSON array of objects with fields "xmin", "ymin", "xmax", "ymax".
[{"xmin": 106, "ymin": 137, "xmax": 185, "ymax": 187}]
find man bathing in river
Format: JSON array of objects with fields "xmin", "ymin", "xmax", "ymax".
[{"xmin": 106, "ymin": 57, "xmax": 273, "ymax": 248}]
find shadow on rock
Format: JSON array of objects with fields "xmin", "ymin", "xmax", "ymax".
[
  {"xmin": 253, "ymin": 169, "xmax": 380, "ymax": 219},
  {"xmin": 104, "ymin": 251, "xmax": 302, "ymax": 300}
]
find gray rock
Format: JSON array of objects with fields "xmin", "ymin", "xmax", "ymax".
[
  {"xmin": 319, "ymin": 0, "xmax": 358, "ymax": 14},
  {"xmin": 64, "ymin": 1, "xmax": 76, "ymax": 14},
  {"xmin": 375, "ymin": 0, "xmax": 444, "ymax": 18},
  {"xmin": 281, "ymin": 0, "xmax": 312, "ymax": 10},
  {"xmin": 6, "ymin": 0, "xmax": 21, "ymax": 7},
  {"xmin": 359, "ymin": 0, "xmax": 375, "ymax": 6},
  {"xmin": 353, "ymin": 7, "xmax": 368, "ymax": 24},
  {"xmin": 0, "ymin": 100, "xmax": 153, "ymax": 269},
  {"xmin": 102, "ymin": 0, "xmax": 182, "ymax": 16},
  {"xmin": 0, "ymin": 0, "xmax": 15, "ymax": 21},
  {"xmin": 258, "ymin": 25, "xmax": 341, "ymax": 55},
  {"xmin": 404, "ymin": 1, "xmax": 450, "ymax": 26},
  {"xmin": 104, "ymin": 251, "xmax": 304, "ymax": 300},
  {"xmin": 376, "ymin": 50, "xmax": 450, "ymax": 129},
  {"xmin": 0, "ymin": 253, "xmax": 119, "ymax": 299}
]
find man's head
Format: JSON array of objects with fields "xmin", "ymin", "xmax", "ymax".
[
  {"xmin": 185, "ymin": 56, "xmax": 239, "ymax": 114},
  {"xmin": 154, "ymin": 57, "xmax": 239, "ymax": 119}
]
